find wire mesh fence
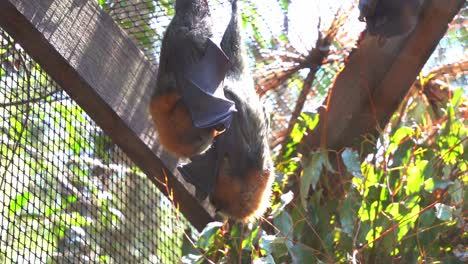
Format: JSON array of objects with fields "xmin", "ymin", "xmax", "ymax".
[
  {"xmin": 1, "ymin": 0, "xmax": 466, "ymax": 262},
  {"xmin": 0, "ymin": 28, "xmax": 190, "ymax": 263}
]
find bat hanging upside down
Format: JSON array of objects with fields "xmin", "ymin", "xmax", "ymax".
[
  {"xmin": 149, "ymin": 0, "xmax": 236, "ymax": 158},
  {"xmin": 150, "ymin": 0, "xmax": 274, "ymax": 222}
]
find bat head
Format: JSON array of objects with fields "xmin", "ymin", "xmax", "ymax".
[{"xmin": 150, "ymin": 92, "xmax": 223, "ymax": 157}]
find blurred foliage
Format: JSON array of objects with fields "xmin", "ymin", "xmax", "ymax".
[{"xmin": 0, "ymin": 30, "xmax": 187, "ymax": 263}]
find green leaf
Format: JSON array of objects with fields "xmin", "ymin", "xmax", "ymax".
[
  {"xmin": 274, "ymin": 211, "xmax": 292, "ymax": 236},
  {"xmin": 392, "ymin": 140, "xmax": 413, "ymax": 167},
  {"xmin": 278, "ymin": 0, "xmax": 290, "ymax": 10},
  {"xmin": 423, "ymin": 178, "xmax": 454, "ymax": 193},
  {"xmin": 66, "ymin": 212, "xmax": 89, "ymax": 226},
  {"xmin": 278, "ymin": 33, "xmax": 289, "ymax": 43},
  {"xmin": 159, "ymin": 0, "xmax": 175, "ymax": 16},
  {"xmin": 283, "ymin": 113, "xmax": 318, "ymax": 160},
  {"xmin": 385, "ymin": 203, "xmax": 402, "ymax": 221},
  {"xmin": 450, "ymin": 87, "xmax": 463, "ymax": 108},
  {"xmin": 96, "ymin": 0, "xmax": 106, "ymax": 9},
  {"xmin": 181, "ymin": 254, "xmax": 202, "ymax": 264},
  {"xmin": 56, "ymin": 226, "xmax": 66, "ymax": 239},
  {"xmin": 270, "ymin": 191, "xmax": 293, "ymax": 217},
  {"xmin": 406, "ymin": 161, "xmax": 427, "ymax": 195},
  {"xmin": 301, "ymin": 151, "xmax": 323, "ymax": 206},
  {"xmin": 9, "ymin": 116, "xmax": 23, "ymax": 139},
  {"xmin": 99, "ymin": 255, "xmax": 110, "ymax": 263},
  {"xmin": 67, "ymin": 195, "xmax": 78, "ymax": 203},
  {"xmin": 340, "ymin": 191, "xmax": 359, "ymax": 237},
  {"xmin": 288, "ymin": 244, "xmax": 315, "ymax": 264},
  {"xmin": 387, "ymin": 126, "xmax": 414, "ymax": 159},
  {"xmin": 397, "ymin": 204, "xmax": 419, "ymax": 241},
  {"xmin": 419, "ymin": 210, "xmax": 435, "ymax": 227},
  {"xmin": 434, "ymin": 203, "xmax": 453, "ymax": 221},
  {"xmin": 253, "ymin": 255, "xmax": 275, "ymax": 264},
  {"xmin": 358, "ymin": 201, "xmax": 382, "ymax": 222},
  {"xmin": 9, "ymin": 192, "xmax": 32, "ymax": 216},
  {"xmin": 439, "ymin": 133, "xmax": 464, "ymax": 165},
  {"xmin": 259, "ymin": 235, "xmax": 291, "ymax": 259},
  {"xmin": 365, "ymin": 226, "xmax": 383, "ymax": 248},
  {"xmin": 197, "ymin": 221, "xmax": 223, "ymax": 249},
  {"xmin": 342, "ymin": 148, "xmax": 363, "ymax": 179},
  {"xmin": 392, "ymin": 126, "xmax": 413, "ymax": 145},
  {"xmin": 181, "ymin": 229, "xmax": 199, "ymax": 257},
  {"xmin": 145, "ymin": 0, "xmax": 156, "ymax": 13},
  {"xmin": 449, "ymin": 179, "xmax": 463, "ymax": 205},
  {"xmin": 290, "ymin": 204, "xmax": 307, "ymax": 239},
  {"xmin": 242, "ymin": 226, "xmax": 260, "ymax": 250},
  {"xmin": 301, "ymin": 112, "xmax": 319, "ymax": 131},
  {"xmin": 259, "ymin": 235, "xmax": 275, "ymax": 255}
]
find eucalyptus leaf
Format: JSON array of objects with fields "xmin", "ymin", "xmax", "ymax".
[
  {"xmin": 181, "ymin": 254, "xmax": 202, "ymax": 264},
  {"xmin": 392, "ymin": 126, "xmax": 414, "ymax": 145},
  {"xmin": 254, "ymin": 255, "xmax": 275, "ymax": 264},
  {"xmin": 260, "ymin": 236, "xmax": 290, "ymax": 259},
  {"xmin": 341, "ymin": 148, "xmax": 363, "ymax": 179},
  {"xmin": 288, "ymin": 244, "xmax": 315, "ymax": 264},
  {"xmin": 270, "ymin": 191, "xmax": 294, "ymax": 217},
  {"xmin": 274, "ymin": 211, "xmax": 293, "ymax": 236},
  {"xmin": 434, "ymin": 203, "xmax": 453, "ymax": 221},
  {"xmin": 197, "ymin": 221, "xmax": 223, "ymax": 249},
  {"xmin": 406, "ymin": 161, "xmax": 427, "ymax": 195},
  {"xmin": 449, "ymin": 179, "xmax": 463, "ymax": 205},
  {"xmin": 301, "ymin": 151, "xmax": 323, "ymax": 207},
  {"xmin": 423, "ymin": 178, "xmax": 454, "ymax": 193},
  {"xmin": 340, "ymin": 192, "xmax": 359, "ymax": 237}
]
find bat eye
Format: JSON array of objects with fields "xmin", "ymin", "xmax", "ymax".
[
  {"xmin": 214, "ymin": 124, "xmax": 225, "ymax": 132},
  {"xmin": 212, "ymin": 124, "xmax": 226, "ymax": 137}
]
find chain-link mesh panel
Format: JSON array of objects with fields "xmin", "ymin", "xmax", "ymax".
[{"xmin": 0, "ymin": 28, "xmax": 190, "ymax": 263}]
